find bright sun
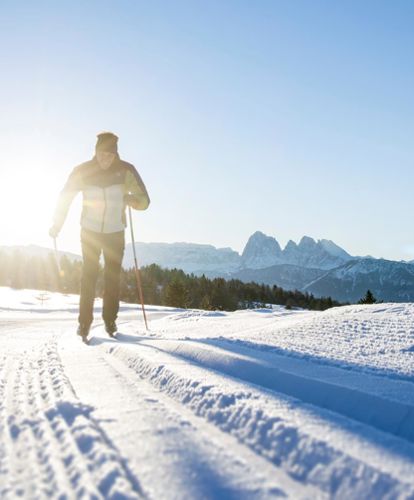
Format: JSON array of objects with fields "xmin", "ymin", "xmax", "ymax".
[{"xmin": 1, "ymin": 168, "xmax": 61, "ymax": 246}]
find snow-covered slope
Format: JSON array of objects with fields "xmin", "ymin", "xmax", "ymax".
[
  {"xmin": 305, "ymin": 258, "xmax": 414, "ymax": 302},
  {"xmin": 233, "ymin": 263, "xmax": 325, "ymax": 291},
  {"xmin": 1, "ymin": 287, "xmax": 414, "ymax": 499},
  {"xmin": 123, "ymin": 241, "xmax": 241, "ymax": 275}
]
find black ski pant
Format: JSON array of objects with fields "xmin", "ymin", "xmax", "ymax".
[{"xmin": 79, "ymin": 229, "xmax": 125, "ymax": 327}]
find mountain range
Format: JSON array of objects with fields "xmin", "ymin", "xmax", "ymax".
[{"xmin": 2, "ymin": 232, "xmax": 414, "ymax": 303}]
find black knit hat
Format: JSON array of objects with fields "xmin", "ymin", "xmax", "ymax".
[{"xmin": 96, "ymin": 132, "xmax": 118, "ymax": 153}]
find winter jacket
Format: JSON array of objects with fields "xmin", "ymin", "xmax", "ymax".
[{"xmin": 53, "ymin": 156, "xmax": 150, "ymax": 234}]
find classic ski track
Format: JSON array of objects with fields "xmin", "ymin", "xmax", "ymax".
[
  {"xmin": 2, "ymin": 350, "xmax": 70, "ymax": 498},
  {"xmin": 91, "ymin": 343, "xmax": 317, "ymax": 500},
  {"xmin": 130, "ymin": 337, "xmax": 414, "ymax": 443},
  {"xmin": 0, "ymin": 332, "xmax": 142, "ymax": 499},
  {"xmin": 36, "ymin": 339, "xmax": 141, "ymax": 499},
  {"xmin": 98, "ymin": 335, "xmax": 414, "ymax": 499},
  {"xmin": 0, "ymin": 354, "xmax": 10, "ymax": 485}
]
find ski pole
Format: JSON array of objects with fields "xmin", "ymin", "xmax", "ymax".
[
  {"xmin": 53, "ymin": 237, "xmax": 62, "ymax": 276},
  {"xmin": 128, "ymin": 205, "xmax": 149, "ymax": 331},
  {"xmin": 52, "ymin": 236, "xmax": 63, "ymax": 291}
]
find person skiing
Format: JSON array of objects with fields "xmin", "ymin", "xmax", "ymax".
[{"xmin": 49, "ymin": 132, "xmax": 150, "ymax": 340}]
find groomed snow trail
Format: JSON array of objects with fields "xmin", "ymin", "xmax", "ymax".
[
  {"xmin": 0, "ymin": 317, "xmax": 307, "ymax": 500},
  {"xmin": 94, "ymin": 337, "xmax": 414, "ymax": 499},
  {"xmin": 0, "ymin": 320, "xmax": 142, "ymax": 499},
  {"xmin": 1, "ymin": 290, "xmax": 414, "ymax": 499},
  {"xmin": 60, "ymin": 326, "xmax": 308, "ymax": 499}
]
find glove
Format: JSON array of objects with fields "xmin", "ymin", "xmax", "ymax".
[
  {"xmin": 49, "ymin": 225, "xmax": 60, "ymax": 238},
  {"xmin": 124, "ymin": 194, "xmax": 138, "ymax": 208}
]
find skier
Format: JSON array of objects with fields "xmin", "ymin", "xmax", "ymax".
[{"xmin": 49, "ymin": 132, "xmax": 150, "ymax": 340}]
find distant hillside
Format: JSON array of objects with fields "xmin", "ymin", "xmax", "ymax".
[
  {"xmin": 303, "ymin": 258, "xmax": 414, "ymax": 303},
  {"xmin": 123, "ymin": 242, "xmax": 240, "ymax": 276},
  {"xmin": 232, "ymin": 264, "xmax": 325, "ymax": 292},
  {"xmin": 3, "ymin": 233, "xmax": 414, "ymax": 303},
  {"xmin": 0, "ymin": 245, "xmax": 81, "ymax": 262}
]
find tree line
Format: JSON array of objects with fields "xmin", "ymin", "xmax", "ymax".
[{"xmin": 0, "ymin": 250, "xmax": 340, "ymax": 311}]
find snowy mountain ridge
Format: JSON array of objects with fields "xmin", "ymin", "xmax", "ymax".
[
  {"xmin": 0, "ymin": 244, "xmax": 81, "ymax": 262},
  {"xmin": 240, "ymin": 231, "xmax": 354, "ymax": 270},
  {"xmin": 303, "ymin": 257, "xmax": 414, "ymax": 302},
  {"xmin": 2, "ymin": 233, "xmax": 414, "ymax": 302},
  {"xmin": 0, "ymin": 231, "xmax": 353, "ymax": 275}
]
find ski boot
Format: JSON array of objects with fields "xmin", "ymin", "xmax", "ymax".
[
  {"xmin": 104, "ymin": 321, "xmax": 118, "ymax": 338},
  {"xmin": 77, "ymin": 323, "xmax": 90, "ymax": 344}
]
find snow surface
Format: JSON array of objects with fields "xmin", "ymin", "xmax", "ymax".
[{"xmin": 1, "ymin": 287, "xmax": 414, "ymax": 499}]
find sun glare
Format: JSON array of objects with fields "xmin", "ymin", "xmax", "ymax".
[{"xmin": 1, "ymin": 167, "xmax": 60, "ymax": 246}]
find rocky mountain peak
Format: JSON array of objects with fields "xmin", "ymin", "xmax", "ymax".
[
  {"xmin": 284, "ymin": 240, "xmax": 298, "ymax": 252},
  {"xmin": 241, "ymin": 231, "xmax": 282, "ymax": 269},
  {"xmin": 240, "ymin": 232, "xmax": 353, "ymax": 271},
  {"xmin": 319, "ymin": 239, "xmax": 352, "ymax": 259},
  {"xmin": 298, "ymin": 236, "xmax": 317, "ymax": 249}
]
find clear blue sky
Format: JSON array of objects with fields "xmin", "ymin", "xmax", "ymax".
[{"xmin": 1, "ymin": 0, "xmax": 413, "ymax": 260}]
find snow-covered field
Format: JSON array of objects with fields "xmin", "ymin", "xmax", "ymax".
[{"xmin": 1, "ymin": 287, "xmax": 414, "ymax": 499}]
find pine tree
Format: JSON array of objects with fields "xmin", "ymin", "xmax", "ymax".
[
  {"xmin": 165, "ymin": 277, "xmax": 190, "ymax": 308},
  {"xmin": 0, "ymin": 251, "xmax": 341, "ymax": 312},
  {"xmin": 358, "ymin": 289, "xmax": 377, "ymax": 304},
  {"xmin": 200, "ymin": 294, "xmax": 212, "ymax": 310}
]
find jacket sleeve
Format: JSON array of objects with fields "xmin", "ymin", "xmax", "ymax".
[
  {"xmin": 52, "ymin": 167, "xmax": 82, "ymax": 231},
  {"xmin": 125, "ymin": 165, "xmax": 150, "ymax": 210}
]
